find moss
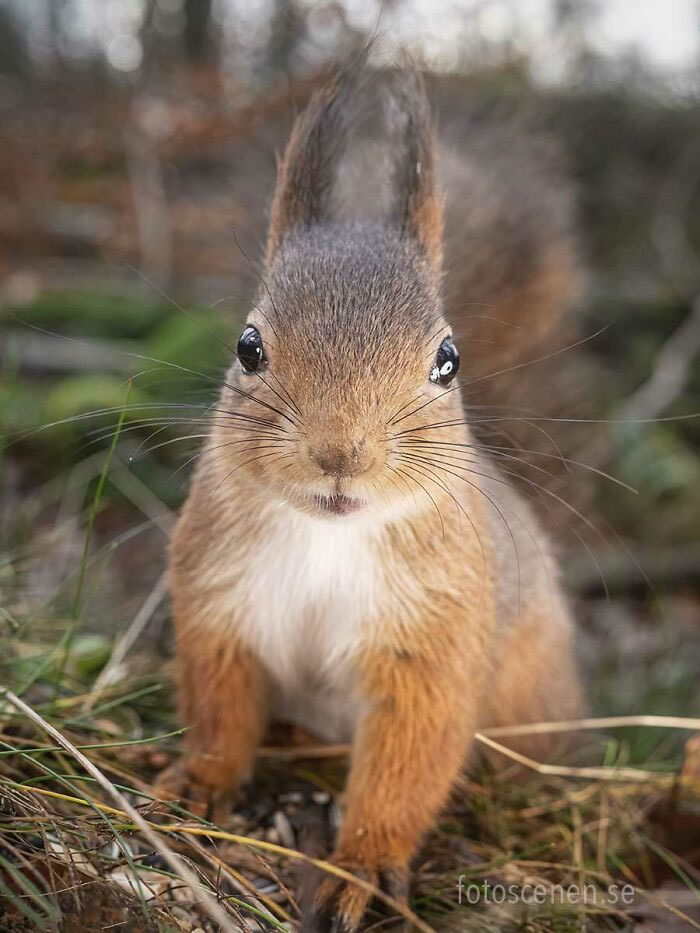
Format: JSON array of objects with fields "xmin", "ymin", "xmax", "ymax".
[{"xmin": 2, "ymin": 289, "xmax": 171, "ymax": 340}]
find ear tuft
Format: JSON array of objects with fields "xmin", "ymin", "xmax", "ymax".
[
  {"xmin": 265, "ymin": 48, "xmax": 371, "ymax": 267},
  {"xmin": 387, "ymin": 71, "xmax": 443, "ymax": 274}
]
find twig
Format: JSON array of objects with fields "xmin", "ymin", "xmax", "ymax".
[
  {"xmin": 614, "ymin": 293, "xmax": 700, "ymax": 425},
  {"xmin": 83, "ymin": 572, "xmax": 169, "ymax": 712}
]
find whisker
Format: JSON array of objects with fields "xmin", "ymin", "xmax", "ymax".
[
  {"xmin": 461, "ymin": 325, "xmax": 611, "ymax": 393},
  {"xmin": 211, "ymin": 368, "xmax": 301, "ymax": 427},
  {"xmin": 390, "ymin": 384, "xmax": 455, "ymax": 426},
  {"xmin": 473, "ymin": 414, "xmax": 571, "ymax": 467},
  {"xmin": 389, "ymin": 327, "xmax": 614, "ymax": 431},
  {"xmin": 424, "ymin": 320, "xmax": 451, "ymax": 348},
  {"xmin": 126, "ymin": 263, "xmax": 237, "ymax": 356},
  {"xmin": 383, "ymin": 465, "xmax": 410, "ymax": 502},
  {"xmin": 170, "ymin": 436, "xmax": 287, "ymax": 478},
  {"xmin": 386, "ymin": 392, "xmax": 428, "ymax": 426},
  {"xmin": 398, "ymin": 441, "xmax": 565, "ymax": 488},
  {"xmin": 397, "ymin": 451, "xmax": 522, "ymax": 610},
  {"xmin": 232, "ymin": 228, "xmax": 282, "ymax": 342},
  {"xmin": 477, "ymin": 444, "xmax": 636, "ymax": 494},
  {"xmin": 398, "ymin": 450, "xmax": 589, "ymax": 604},
  {"xmin": 5, "ymin": 308, "xmax": 298, "ymax": 431},
  {"xmin": 133, "ymin": 432, "xmax": 213, "ymax": 459},
  {"xmin": 394, "ymin": 455, "xmax": 489, "ymax": 603},
  {"xmin": 251, "ymin": 368, "xmax": 304, "ymax": 424},
  {"xmin": 526, "ymin": 480, "xmax": 611, "ymax": 601},
  {"xmin": 84, "ymin": 415, "xmax": 281, "ymax": 441},
  {"xmin": 214, "ymin": 450, "xmax": 294, "ymax": 492},
  {"xmin": 499, "ymin": 469, "xmax": 614, "ymax": 601},
  {"xmin": 404, "ymin": 450, "xmax": 614, "ymax": 600},
  {"xmin": 80, "ymin": 412, "xmax": 288, "ymax": 454},
  {"xmin": 395, "ymin": 464, "xmax": 445, "ymax": 540},
  {"xmin": 387, "ymin": 464, "xmax": 419, "ymax": 510},
  {"xmin": 135, "ymin": 434, "xmax": 289, "ymax": 462},
  {"xmin": 468, "ymin": 412, "xmax": 700, "ymax": 427},
  {"xmin": 396, "ymin": 455, "xmax": 465, "ymax": 531},
  {"xmin": 3, "ymin": 403, "xmax": 203, "ymax": 448}
]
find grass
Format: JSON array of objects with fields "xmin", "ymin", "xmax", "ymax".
[
  {"xmin": 1, "ymin": 669, "xmax": 699, "ymax": 931},
  {"xmin": 1, "ymin": 289, "xmax": 700, "ymax": 931}
]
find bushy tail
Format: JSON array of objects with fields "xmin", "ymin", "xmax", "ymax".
[
  {"xmin": 439, "ymin": 111, "xmax": 579, "ymax": 381},
  {"xmin": 437, "ymin": 105, "xmax": 595, "ymax": 534}
]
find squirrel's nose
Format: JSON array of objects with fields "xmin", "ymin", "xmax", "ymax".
[{"xmin": 311, "ymin": 441, "xmax": 375, "ymax": 477}]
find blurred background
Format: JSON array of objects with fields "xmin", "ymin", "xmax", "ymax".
[{"xmin": 0, "ymin": 0, "xmax": 699, "ymax": 761}]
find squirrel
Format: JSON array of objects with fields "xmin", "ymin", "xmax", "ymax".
[{"xmin": 156, "ymin": 64, "xmax": 584, "ymax": 931}]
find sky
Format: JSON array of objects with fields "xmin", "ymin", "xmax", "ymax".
[
  {"xmin": 344, "ymin": 0, "xmax": 700, "ymax": 84},
  {"xmin": 595, "ymin": 0, "xmax": 698, "ymax": 69},
  {"xmin": 10, "ymin": 0, "xmax": 700, "ymax": 89}
]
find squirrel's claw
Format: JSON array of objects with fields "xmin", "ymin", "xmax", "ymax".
[
  {"xmin": 378, "ymin": 865, "xmax": 410, "ymax": 905},
  {"xmin": 301, "ymin": 861, "xmax": 409, "ymax": 933},
  {"xmin": 302, "ymin": 868, "xmax": 374, "ymax": 933},
  {"xmin": 153, "ymin": 757, "xmax": 235, "ymax": 824}
]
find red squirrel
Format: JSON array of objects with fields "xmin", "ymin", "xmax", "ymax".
[{"xmin": 156, "ymin": 65, "xmax": 584, "ymax": 931}]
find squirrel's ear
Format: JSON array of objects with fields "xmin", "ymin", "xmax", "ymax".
[
  {"xmin": 389, "ymin": 72, "xmax": 443, "ymax": 274},
  {"xmin": 265, "ymin": 66, "xmax": 359, "ymax": 267}
]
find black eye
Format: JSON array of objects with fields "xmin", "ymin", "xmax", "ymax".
[
  {"xmin": 430, "ymin": 336, "xmax": 459, "ymax": 386},
  {"xmin": 237, "ymin": 325, "xmax": 264, "ymax": 373}
]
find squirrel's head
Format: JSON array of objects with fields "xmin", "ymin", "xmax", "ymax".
[{"xmin": 217, "ymin": 67, "xmax": 465, "ymax": 521}]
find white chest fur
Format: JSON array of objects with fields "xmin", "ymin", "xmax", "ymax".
[{"xmin": 236, "ymin": 507, "xmax": 383, "ymax": 740}]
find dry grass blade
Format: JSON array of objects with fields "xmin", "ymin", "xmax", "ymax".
[
  {"xmin": 1, "ymin": 780, "xmax": 435, "ymax": 931},
  {"xmin": 0, "ymin": 687, "xmax": 239, "ymax": 932},
  {"xmin": 481, "ymin": 715, "xmax": 700, "ymax": 736},
  {"xmin": 256, "ymin": 742, "xmax": 351, "ymax": 759},
  {"xmin": 82, "ymin": 571, "xmax": 169, "ymax": 712},
  {"xmin": 474, "ymin": 732, "xmax": 675, "ymax": 783},
  {"xmin": 0, "ymin": 692, "xmax": 434, "ymax": 932}
]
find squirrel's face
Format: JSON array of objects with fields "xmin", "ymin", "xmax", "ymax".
[
  {"xmin": 212, "ymin": 68, "xmax": 464, "ymax": 518},
  {"xmin": 217, "ymin": 226, "xmax": 464, "ymax": 520}
]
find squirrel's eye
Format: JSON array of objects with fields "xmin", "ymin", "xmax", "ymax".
[
  {"xmin": 237, "ymin": 325, "xmax": 264, "ymax": 373},
  {"xmin": 430, "ymin": 336, "xmax": 459, "ymax": 386}
]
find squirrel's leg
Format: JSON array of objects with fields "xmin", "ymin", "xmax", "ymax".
[
  {"xmin": 303, "ymin": 650, "xmax": 474, "ymax": 932},
  {"xmin": 155, "ymin": 623, "xmax": 268, "ymax": 821}
]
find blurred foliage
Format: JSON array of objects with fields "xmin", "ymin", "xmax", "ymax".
[
  {"xmin": 8, "ymin": 290, "xmax": 171, "ymax": 339},
  {"xmin": 1, "ymin": 290, "xmax": 238, "ymax": 505}
]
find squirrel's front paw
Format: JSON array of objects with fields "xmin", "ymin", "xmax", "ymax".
[
  {"xmin": 153, "ymin": 755, "xmax": 236, "ymax": 823},
  {"xmin": 301, "ymin": 856, "xmax": 408, "ymax": 933}
]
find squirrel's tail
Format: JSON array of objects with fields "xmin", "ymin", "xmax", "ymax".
[
  {"xmin": 437, "ymin": 107, "xmax": 594, "ymax": 532},
  {"xmin": 439, "ymin": 112, "xmax": 579, "ymax": 382}
]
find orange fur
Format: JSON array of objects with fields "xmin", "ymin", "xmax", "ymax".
[
  {"xmin": 155, "ymin": 596, "xmax": 268, "ymax": 818},
  {"xmin": 157, "ymin": 66, "xmax": 584, "ymax": 931}
]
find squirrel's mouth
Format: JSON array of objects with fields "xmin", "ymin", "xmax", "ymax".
[{"xmin": 314, "ymin": 493, "xmax": 365, "ymax": 516}]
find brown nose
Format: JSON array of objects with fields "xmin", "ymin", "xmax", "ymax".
[{"xmin": 311, "ymin": 441, "xmax": 375, "ymax": 477}]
